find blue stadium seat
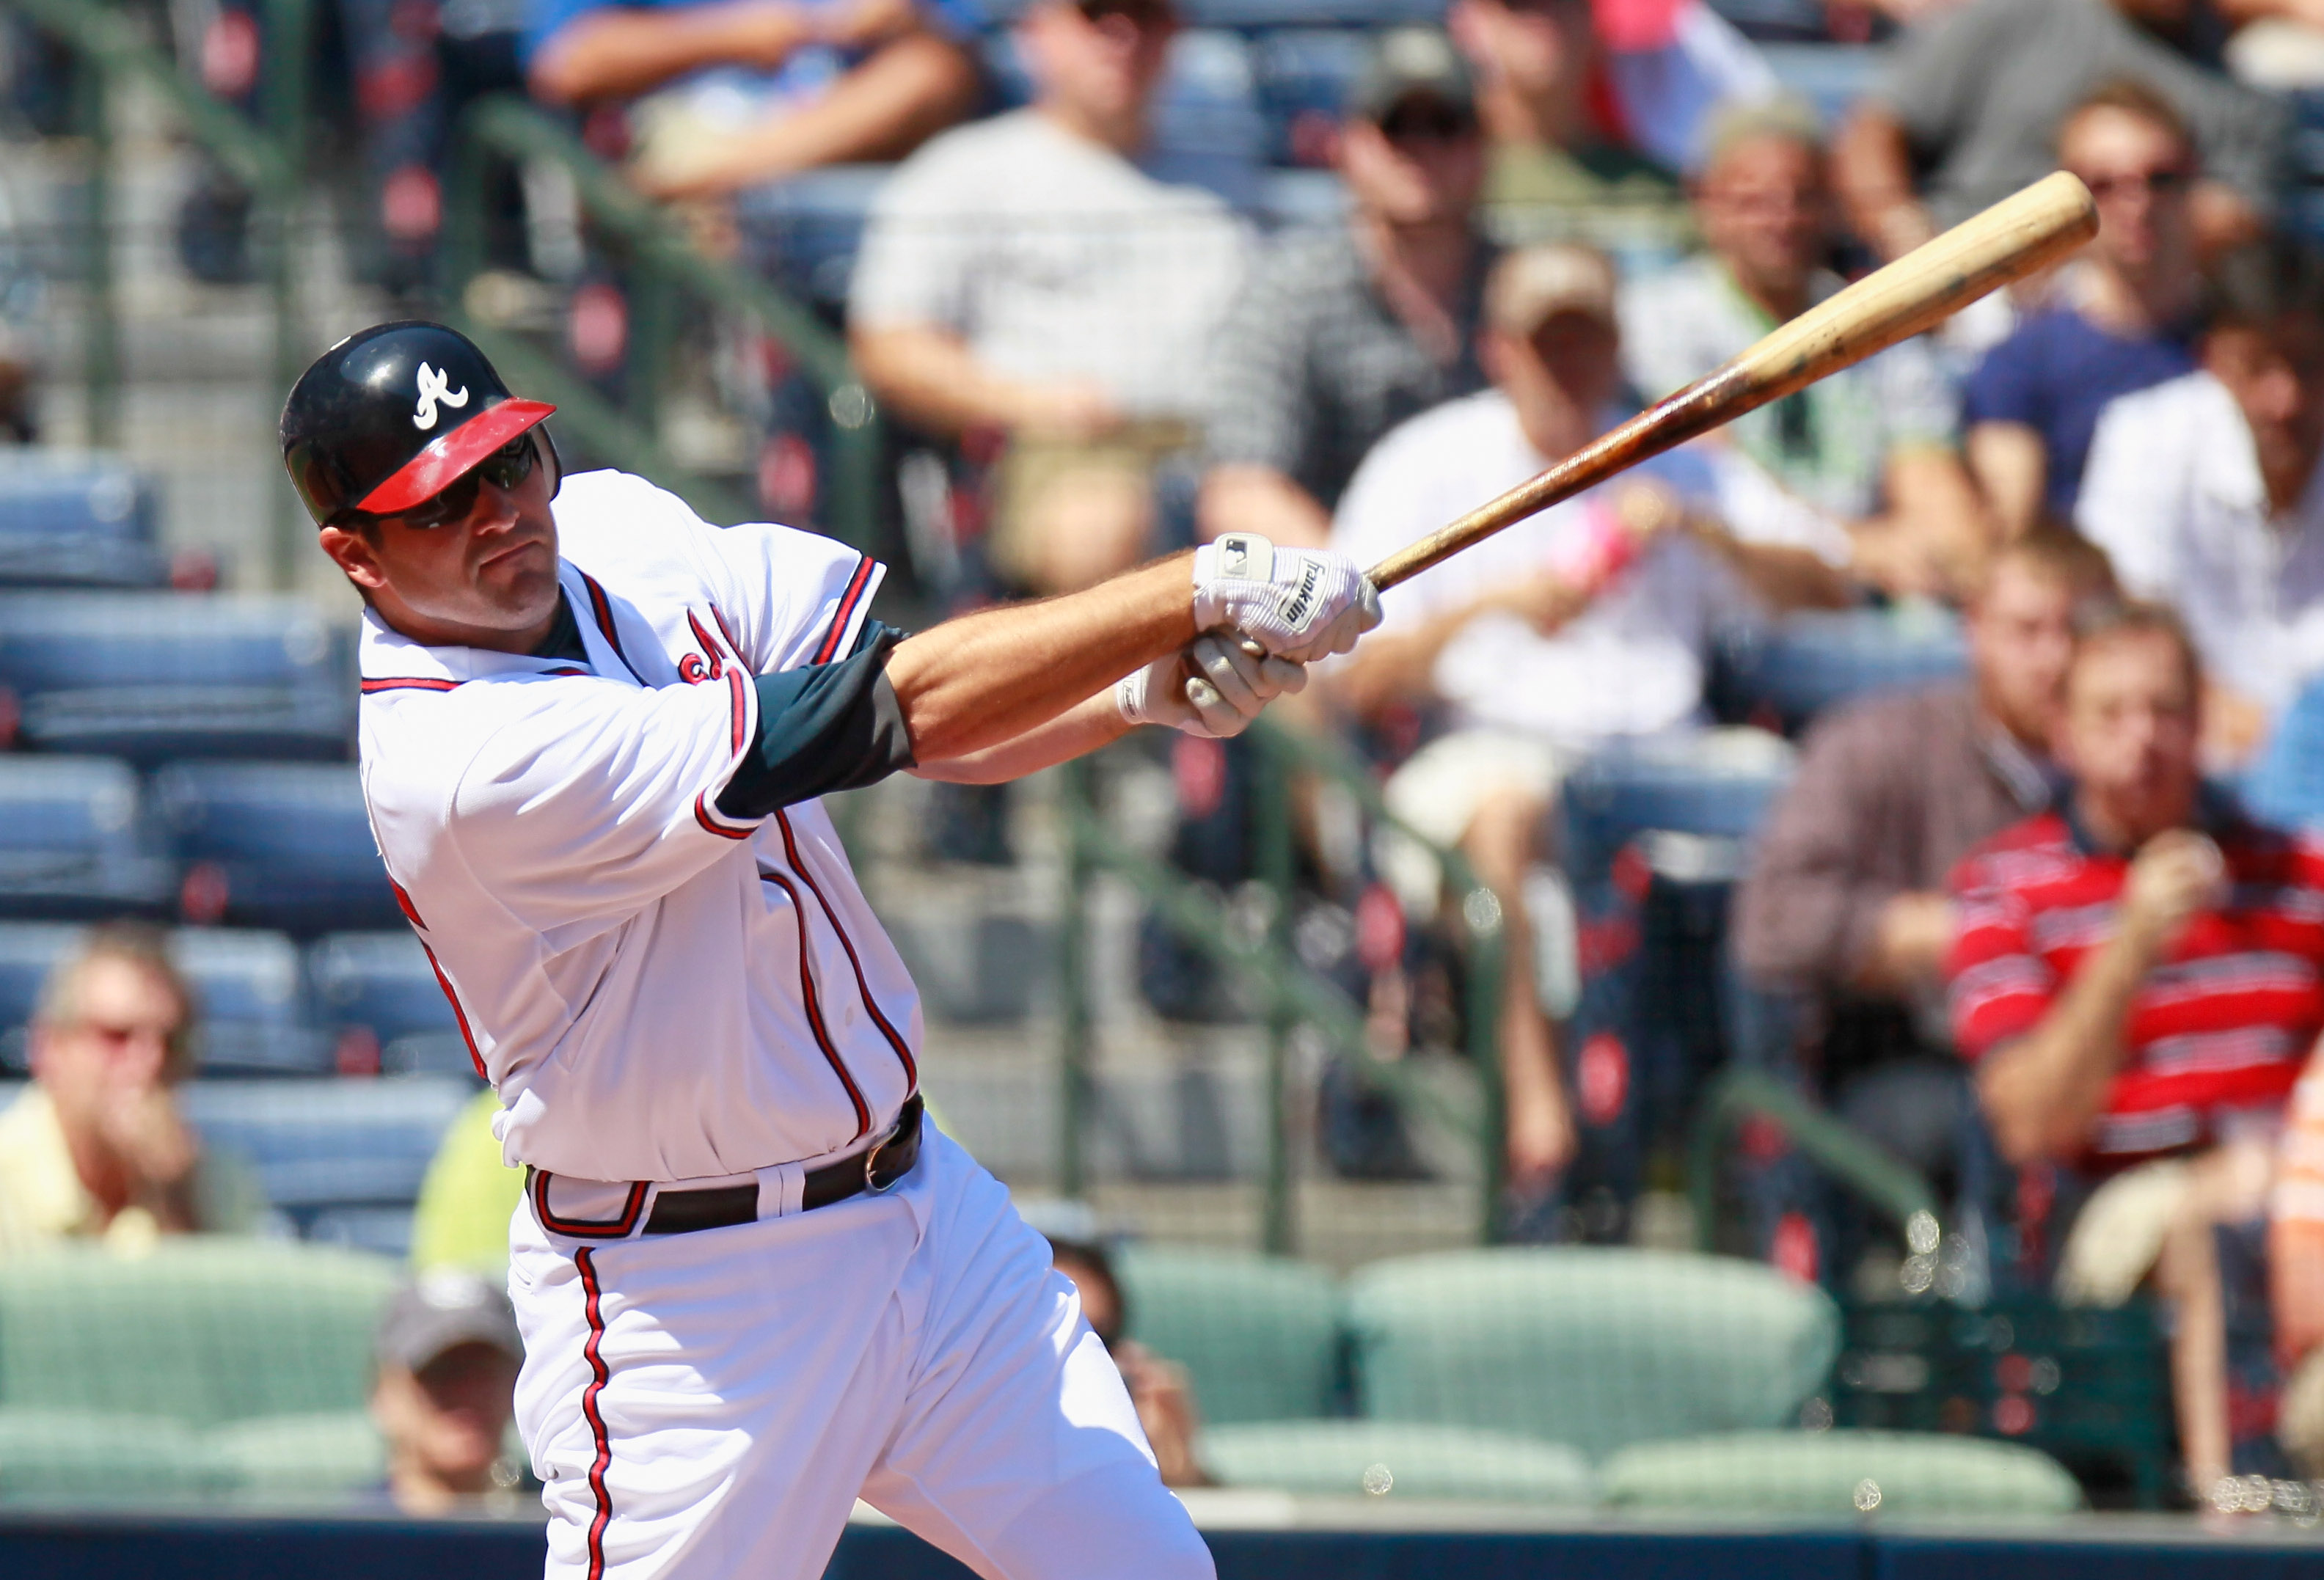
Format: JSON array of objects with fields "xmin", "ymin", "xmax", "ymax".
[
  {"xmin": 307, "ymin": 931, "xmax": 473, "ymax": 1080},
  {"xmin": 0, "ymin": 924, "xmax": 331, "ymax": 1077},
  {"xmin": 172, "ymin": 927, "xmax": 334, "ymax": 1076},
  {"xmin": 178, "ymin": 1075, "xmax": 473, "ymax": 1234},
  {"xmin": 0, "ymin": 593, "xmax": 354, "ymax": 763},
  {"xmin": 734, "ymin": 164, "xmax": 895, "ymax": 311},
  {"xmin": 1251, "ymin": 29, "xmax": 1367, "ymax": 164},
  {"xmin": 0, "ymin": 756, "xmax": 176, "ymax": 924},
  {"xmin": 152, "ymin": 762, "xmax": 399, "ymax": 935},
  {"xmin": 0, "ymin": 453, "xmax": 170, "ymax": 588},
  {"xmin": 1147, "ymin": 31, "xmax": 1269, "ymax": 208},
  {"xmin": 1711, "ymin": 607, "xmax": 1967, "ymax": 738}
]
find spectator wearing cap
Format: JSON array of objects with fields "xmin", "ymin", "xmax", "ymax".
[
  {"xmin": 2075, "ymin": 241, "xmax": 2324, "ymax": 769},
  {"xmin": 370, "ymin": 1270, "xmax": 526, "ymax": 1515},
  {"xmin": 0, "ymin": 925, "xmax": 241, "ymax": 1257},
  {"xmin": 1046, "ymin": 1237, "xmax": 1209, "ymax": 1489},
  {"xmin": 525, "ymin": 0, "xmax": 980, "ymax": 200},
  {"xmin": 1833, "ymin": 0, "xmax": 2288, "ymax": 266},
  {"xmin": 1947, "ymin": 604, "xmax": 2324, "ymax": 1493},
  {"xmin": 1198, "ymin": 26, "xmax": 1491, "ymax": 551},
  {"xmin": 1735, "ymin": 528, "xmax": 2115, "ymax": 1228},
  {"xmin": 1620, "ymin": 98, "xmax": 1985, "ymax": 599},
  {"xmin": 1964, "ymin": 81, "xmax": 2205, "ymax": 538},
  {"xmin": 849, "ymin": 0, "xmax": 1244, "ymax": 594},
  {"xmin": 1329, "ymin": 242, "xmax": 1851, "ymax": 1198}
]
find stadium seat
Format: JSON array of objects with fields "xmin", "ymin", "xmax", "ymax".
[
  {"xmin": 307, "ymin": 931, "xmax": 469, "ymax": 1078},
  {"xmin": 734, "ymin": 164, "xmax": 895, "ymax": 311},
  {"xmin": 173, "ymin": 928, "xmax": 334, "ymax": 1076},
  {"xmin": 1711, "ymin": 606, "xmax": 1967, "ymax": 739},
  {"xmin": 1200, "ymin": 1420, "xmax": 1596, "ymax": 1503},
  {"xmin": 0, "ymin": 593, "xmax": 354, "ymax": 762},
  {"xmin": 153, "ymin": 762, "xmax": 401, "ymax": 936},
  {"xmin": 1601, "ymin": 1429, "xmax": 2083, "ymax": 1516},
  {"xmin": 0, "ymin": 1240, "xmax": 395, "ymax": 1426},
  {"xmin": 178, "ymin": 1075, "xmax": 473, "ymax": 1232},
  {"xmin": 0, "ymin": 452, "xmax": 171, "ymax": 590},
  {"xmin": 203, "ymin": 1410, "xmax": 386, "ymax": 1496},
  {"xmin": 1348, "ymin": 1248, "xmax": 1840, "ymax": 1459},
  {"xmin": 0, "ymin": 757, "xmax": 176, "ymax": 925},
  {"xmin": 0, "ymin": 1408, "xmax": 229, "ymax": 1501},
  {"xmin": 1113, "ymin": 1243, "xmax": 1345, "ymax": 1423},
  {"xmin": 1147, "ymin": 30, "xmax": 1269, "ymax": 210}
]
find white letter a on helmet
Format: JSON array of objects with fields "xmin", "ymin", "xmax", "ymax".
[{"xmin": 413, "ymin": 362, "xmax": 469, "ymax": 431}]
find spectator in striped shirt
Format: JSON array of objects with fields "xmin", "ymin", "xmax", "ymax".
[{"xmin": 1947, "ymin": 602, "xmax": 2324, "ymax": 1494}]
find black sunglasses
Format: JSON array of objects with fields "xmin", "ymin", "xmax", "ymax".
[
  {"xmin": 1077, "ymin": 0, "xmax": 1173, "ymax": 26},
  {"xmin": 1379, "ymin": 99, "xmax": 1479, "ymax": 145},
  {"xmin": 335, "ymin": 433, "xmax": 539, "ymax": 532}
]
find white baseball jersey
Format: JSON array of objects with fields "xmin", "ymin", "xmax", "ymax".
[{"xmin": 357, "ymin": 468, "xmax": 919, "ymax": 1185}]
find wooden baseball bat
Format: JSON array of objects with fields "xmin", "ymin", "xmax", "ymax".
[{"xmin": 1364, "ymin": 170, "xmax": 2097, "ymax": 593}]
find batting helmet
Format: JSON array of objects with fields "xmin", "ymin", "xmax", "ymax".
[{"xmin": 280, "ymin": 321, "xmax": 559, "ymax": 527}]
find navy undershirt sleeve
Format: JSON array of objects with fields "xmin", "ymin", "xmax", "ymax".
[{"xmin": 714, "ymin": 620, "xmax": 917, "ymax": 819}]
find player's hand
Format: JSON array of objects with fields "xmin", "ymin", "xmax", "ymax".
[
  {"xmin": 1191, "ymin": 533, "xmax": 1381, "ymax": 662},
  {"xmin": 2121, "ymin": 829, "xmax": 2225, "ymax": 957},
  {"xmin": 1116, "ymin": 633, "xmax": 1305, "ymax": 738}
]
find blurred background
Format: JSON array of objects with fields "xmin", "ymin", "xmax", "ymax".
[{"xmin": 8, "ymin": 0, "xmax": 2324, "ymax": 1570}]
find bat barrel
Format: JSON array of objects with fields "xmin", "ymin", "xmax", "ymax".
[{"xmin": 1364, "ymin": 171, "xmax": 2097, "ymax": 593}]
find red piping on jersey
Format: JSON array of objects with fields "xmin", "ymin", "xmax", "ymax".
[
  {"xmin": 575, "ymin": 1247, "xmax": 616, "ymax": 1580},
  {"xmin": 694, "ymin": 791, "xmax": 754, "ymax": 840},
  {"xmin": 709, "ymin": 603, "xmax": 743, "ymax": 659},
  {"xmin": 390, "ymin": 879, "xmax": 425, "ymax": 929},
  {"xmin": 774, "ymin": 810, "xmax": 916, "ymax": 1092},
  {"xmin": 535, "ymin": 1171, "xmax": 649, "ymax": 1239},
  {"xmin": 689, "ymin": 627, "xmax": 756, "ymax": 838},
  {"xmin": 418, "ymin": 937, "xmax": 487, "ymax": 1080},
  {"xmin": 578, "ymin": 571, "xmax": 637, "ymax": 679},
  {"xmin": 360, "ymin": 676, "xmax": 463, "ymax": 693},
  {"xmin": 541, "ymin": 665, "xmax": 590, "ymax": 678},
  {"xmin": 813, "ymin": 555, "xmax": 875, "ymax": 665},
  {"xmin": 684, "ymin": 610, "xmax": 726, "ymax": 679},
  {"xmin": 758, "ymin": 866, "xmax": 872, "ymax": 1140}
]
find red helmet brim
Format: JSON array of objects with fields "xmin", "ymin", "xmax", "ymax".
[{"xmin": 353, "ymin": 398, "xmax": 558, "ymax": 515}]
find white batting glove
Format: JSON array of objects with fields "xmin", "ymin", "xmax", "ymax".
[
  {"xmin": 1191, "ymin": 533, "xmax": 1381, "ymax": 662},
  {"xmin": 1117, "ymin": 633, "xmax": 1308, "ymax": 739}
]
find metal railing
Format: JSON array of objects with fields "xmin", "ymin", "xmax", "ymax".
[
  {"xmin": 1056, "ymin": 715, "xmax": 1508, "ymax": 1254},
  {"xmin": 1687, "ymin": 1064, "xmax": 1942, "ymax": 1254},
  {"xmin": 7, "ymin": 0, "xmax": 313, "ymax": 585},
  {"xmin": 441, "ymin": 94, "xmax": 883, "ymax": 546}
]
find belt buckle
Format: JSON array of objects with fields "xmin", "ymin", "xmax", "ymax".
[{"xmin": 862, "ymin": 1121, "xmax": 905, "ymax": 1196}]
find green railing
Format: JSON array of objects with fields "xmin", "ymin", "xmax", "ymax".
[
  {"xmin": 7, "ymin": 0, "xmax": 313, "ymax": 586},
  {"xmin": 441, "ymin": 95, "xmax": 883, "ymax": 546},
  {"xmin": 1057, "ymin": 715, "xmax": 1508, "ymax": 1254},
  {"xmin": 1687, "ymin": 1064, "xmax": 1942, "ymax": 1256}
]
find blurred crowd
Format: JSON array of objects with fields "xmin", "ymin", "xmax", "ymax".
[{"xmin": 18, "ymin": 0, "xmax": 2324, "ymax": 1513}]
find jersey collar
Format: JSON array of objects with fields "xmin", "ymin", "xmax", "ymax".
[{"xmin": 357, "ymin": 560, "xmax": 609, "ymax": 691}]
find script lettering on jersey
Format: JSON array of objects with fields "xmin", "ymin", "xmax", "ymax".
[{"xmin": 412, "ymin": 362, "xmax": 470, "ymax": 431}]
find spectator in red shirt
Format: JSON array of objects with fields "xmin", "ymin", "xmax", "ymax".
[{"xmin": 1948, "ymin": 602, "xmax": 2324, "ymax": 1493}]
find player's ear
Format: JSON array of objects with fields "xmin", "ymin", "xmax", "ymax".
[{"xmin": 318, "ymin": 521, "xmax": 390, "ymax": 599}]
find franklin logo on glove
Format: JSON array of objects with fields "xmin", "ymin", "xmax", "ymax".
[{"xmin": 1191, "ymin": 533, "xmax": 1381, "ymax": 664}]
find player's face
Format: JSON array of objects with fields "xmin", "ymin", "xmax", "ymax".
[
  {"xmin": 320, "ymin": 432, "xmax": 563, "ymax": 651},
  {"xmin": 29, "ymin": 957, "xmax": 186, "ymax": 1135},
  {"xmin": 1340, "ymin": 97, "xmax": 1485, "ymax": 227},
  {"xmin": 2060, "ymin": 107, "xmax": 2193, "ymax": 282}
]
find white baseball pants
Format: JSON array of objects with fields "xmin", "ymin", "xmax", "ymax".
[{"xmin": 508, "ymin": 1127, "xmax": 1216, "ymax": 1580}]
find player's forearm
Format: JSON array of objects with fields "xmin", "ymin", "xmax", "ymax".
[
  {"xmin": 529, "ymin": 6, "xmax": 806, "ymax": 103},
  {"xmin": 887, "ymin": 555, "xmax": 1196, "ymax": 762},
  {"xmin": 1977, "ymin": 930, "xmax": 2151, "ymax": 1164},
  {"xmin": 910, "ymin": 692, "xmax": 1128, "ymax": 784}
]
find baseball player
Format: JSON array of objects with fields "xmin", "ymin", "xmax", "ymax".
[{"xmin": 280, "ymin": 321, "xmax": 1379, "ymax": 1580}]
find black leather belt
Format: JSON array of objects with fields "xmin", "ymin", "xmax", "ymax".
[{"xmin": 641, "ymin": 1096, "xmax": 924, "ymax": 1237}]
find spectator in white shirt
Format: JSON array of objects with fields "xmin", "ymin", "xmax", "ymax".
[
  {"xmin": 848, "ymin": 0, "xmax": 1246, "ymax": 593},
  {"xmin": 2077, "ymin": 240, "xmax": 2324, "ymax": 768},
  {"xmin": 1329, "ymin": 241, "xmax": 1850, "ymax": 1198}
]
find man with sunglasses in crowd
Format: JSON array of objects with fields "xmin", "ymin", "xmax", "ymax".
[
  {"xmin": 849, "ymin": 0, "xmax": 1244, "ymax": 596},
  {"xmin": 1199, "ymin": 26, "xmax": 1494, "ymax": 550},
  {"xmin": 280, "ymin": 320, "xmax": 1378, "ymax": 1580},
  {"xmin": 1965, "ymin": 81, "xmax": 2206, "ymax": 539},
  {"xmin": 0, "ymin": 924, "xmax": 233, "ymax": 1257}
]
